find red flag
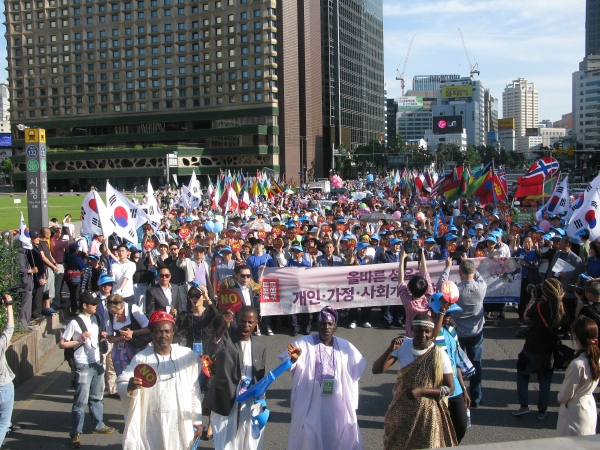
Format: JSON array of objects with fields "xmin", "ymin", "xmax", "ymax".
[{"xmin": 515, "ymin": 157, "xmax": 559, "ymax": 198}]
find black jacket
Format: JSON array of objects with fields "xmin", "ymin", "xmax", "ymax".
[{"xmin": 203, "ymin": 327, "xmax": 266, "ymax": 416}]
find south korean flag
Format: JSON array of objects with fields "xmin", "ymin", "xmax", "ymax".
[{"xmin": 567, "ymin": 188, "xmax": 600, "ymax": 242}]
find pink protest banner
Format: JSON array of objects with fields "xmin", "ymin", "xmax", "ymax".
[{"xmin": 260, "ymin": 258, "xmax": 522, "ymax": 316}]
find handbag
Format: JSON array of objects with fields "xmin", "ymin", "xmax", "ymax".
[
  {"xmin": 537, "ymin": 302, "xmax": 575, "ymax": 370},
  {"xmin": 64, "ymin": 270, "xmax": 82, "ymax": 282}
]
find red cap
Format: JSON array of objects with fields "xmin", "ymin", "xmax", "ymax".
[{"xmin": 148, "ymin": 310, "xmax": 175, "ymax": 326}]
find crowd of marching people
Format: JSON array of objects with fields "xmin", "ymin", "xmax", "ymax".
[{"xmin": 4, "ymin": 162, "xmax": 600, "ymax": 449}]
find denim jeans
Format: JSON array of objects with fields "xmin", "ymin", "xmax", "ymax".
[
  {"xmin": 516, "ymin": 348, "xmax": 553, "ymax": 413},
  {"xmin": 0, "ymin": 382, "xmax": 14, "ymax": 446},
  {"xmin": 72, "ymin": 362, "xmax": 106, "ymax": 436},
  {"xmin": 458, "ymin": 331, "xmax": 483, "ymax": 404}
]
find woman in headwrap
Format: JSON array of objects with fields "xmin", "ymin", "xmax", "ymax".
[
  {"xmin": 280, "ymin": 306, "xmax": 367, "ymax": 450},
  {"xmin": 372, "ymin": 313, "xmax": 457, "ymax": 450}
]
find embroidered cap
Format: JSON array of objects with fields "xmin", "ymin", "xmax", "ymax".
[{"xmin": 317, "ymin": 306, "xmax": 338, "ymax": 324}]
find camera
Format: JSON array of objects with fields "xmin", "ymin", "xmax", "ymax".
[
  {"xmin": 403, "ymin": 239, "xmax": 420, "ymax": 254},
  {"xmin": 567, "ymin": 284, "xmax": 586, "ymax": 295},
  {"xmin": 0, "ymin": 295, "xmax": 13, "ymax": 306},
  {"xmin": 526, "ymin": 284, "xmax": 543, "ymax": 299}
]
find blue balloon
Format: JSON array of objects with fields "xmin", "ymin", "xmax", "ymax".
[
  {"xmin": 204, "ymin": 221, "xmax": 215, "ymax": 232},
  {"xmin": 213, "ymin": 222, "xmax": 224, "ymax": 233}
]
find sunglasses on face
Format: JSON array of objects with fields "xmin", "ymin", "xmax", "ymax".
[
  {"xmin": 159, "ymin": 273, "xmax": 171, "ymax": 278},
  {"xmin": 189, "ymin": 290, "xmax": 205, "ymax": 299},
  {"xmin": 239, "ymin": 274, "xmax": 252, "ymax": 278}
]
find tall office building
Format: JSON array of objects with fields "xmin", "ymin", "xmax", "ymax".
[
  {"xmin": 432, "ymin": 77, "xmax": 486, "ymax": 147},
  {"xmin": 502, "ymin": 78, "xmax": 538, "ymax": 152},
  {"xmin": 483, "ymin": 88, "xmax": 498, "ymax": 144},
  {"xmin": 322, "ymin": 0, "xmax": 385, "ymax": 161},
  {"xmin": 573, "ymin": 55, "xmax": 600, "ymax": 149},
  {"xmin": 412, "ymin": 74, "xmax": 460, "ymax": 92},
  {"xmin": 587, "ymin": 0, "xmax": 600, "ymax": 56},
  {"xmin": 385, "ymin": 97, "xmax": 397, "ymax": 142}
]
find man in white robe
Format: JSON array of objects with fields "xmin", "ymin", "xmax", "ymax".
[
  {"xmin": 279, "ymin": 306, "xmax": 367, "ymax": 450},
  {"xmin": 116, "ymin": 310, "xmax": 203, "ymax": 450}
]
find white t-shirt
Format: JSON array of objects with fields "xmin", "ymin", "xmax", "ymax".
[
  {"xmin": 63, "ymin": 314, "xmax": 102, "ymax": 365},
  {"xmin": 392, "ymin": 338, "xmax": 453, "ymax": 374},
  {"xmin": 107, "ymin": 304, "xmax": 149, "ymax": 335},
  {"xmin": 111, "ymin": 259, "xmax": 136, "ymax": 297}
]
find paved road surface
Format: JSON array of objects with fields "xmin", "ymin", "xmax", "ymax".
[{"xmin": 4, "ymin": 307, "xmax": 586, "ymax": 450}]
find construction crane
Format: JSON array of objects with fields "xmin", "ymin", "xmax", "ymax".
[
  {"xmin": 395, "ymin": 34, "xmax": 416, "ymax": 96},
  {"xmin": 458, "ymin": 28, "xmax": 480, "ymax": 79}
]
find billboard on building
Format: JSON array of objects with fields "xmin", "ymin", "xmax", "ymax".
[
  {"xmin": 0, "ymin": 134, "xmax": 12, "ymax": 147},
  {"xmin": 487, "ymin": 132, "xmax": 498, "ymax": 142},
  {"xmin": 441, "ymin": 85, "xmax": 473, "ymax": 99},
  {"xmin": 397, "ymin": 96, "xmax": 424, "ymax": 110},
  {"xmin": 433, "ymin": 116, "xmax": 463, "ymax": 135},
  {"xmin": 525, "ymin": 128, "xmax": 539, "ymax": 137},
  {"xmin": 498, "ymin": 118, "xmax": 515, "ymax": 130}
]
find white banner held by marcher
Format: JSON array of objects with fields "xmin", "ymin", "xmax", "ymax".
[
  {"xmin": 80, "ymin": 190, "xmax": 103, "ymax": 236},
  {"xmin": 535, "ymin": 176, "xmax": 569, "ymax": 221},
  {"xmin": 260, "ymin": 258, "xmax": 522, "ymax": 316},
  {"xmin": 567, "ymin": 187, "xmax": 600, "ymax": 242},
  {"xmin": 188, "ymin": 170, "xmax": 201, "ymax": 208}
]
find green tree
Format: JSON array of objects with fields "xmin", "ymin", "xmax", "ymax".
[
  {"xmin": 0, "ymin": 158, "xmax": 12, "ymax": 185},
  {"xmin": 457, "ymin": 145, "xmax": 481, "ymax": 167}
]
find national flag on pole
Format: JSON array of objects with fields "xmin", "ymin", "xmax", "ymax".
[
  {"xmin": 105, "ymin": 182, "xmax": 145, "ymax": 245},
  {"xmin": 146, "ymin": 180, "xmax": 164, "ymax": 230},
  {"xmin": 535, "ymin": 176, "xmax": 570, "ymax": 221},
  {"xmin": 81, "ymin": 190, "xmax": 104, "ymax": 236},
  {"xmin": 567, "ymin": 186, "xmax": 600, "ymax": 242},
  {"xmin": 515, "ymin": 157, "xmax": 559, "ymax": 198},
  {"xmin": 239, "ymin": 189, "xmax": 250, "ymax": 210},
  {"xmin": 188, "ymin": 170, "xmax": 201, "ymax": 208},
  {"xmin": 92, "ymin": 190, "xmax": 115, "ymax": 238},
  {"xmin": 18, "ymin": 212, "xmax": 32, "ymax": 250},
  {"xmin": 218, "ymin": 183, "xmax": 239, "ymax": 212}
]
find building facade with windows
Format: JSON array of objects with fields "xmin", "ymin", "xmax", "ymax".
[
  {"xmin": 502, "ymin": 77, "xmax": 538, "ymax": 152},
  {"xmin": 5, "ymin": 0, "xmax": 329, "ymax": 188},
  {"xmin": 321, "ymin": 0, "xmax": 385, "ymax": 161}
]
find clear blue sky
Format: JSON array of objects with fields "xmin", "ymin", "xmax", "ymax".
[
  {"xmin": 0, "ymin": 1, "xmax": 586, "ymax": 123},
  {"xmin": 383, "ymin": 0, "xmax": 586, "ymax": 123}
]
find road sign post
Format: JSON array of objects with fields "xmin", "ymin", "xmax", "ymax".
[{"xmin": 25, "ymin": 128, "xmax": 48, "ymax": 231}]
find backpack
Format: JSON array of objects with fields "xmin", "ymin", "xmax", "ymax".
[
  {"xmin": 64, "ymin": 314, "xmax": 104, "ymax": 369},
  {"xmin": 108, "ymin": 304, "xmax": 153, "ymax": 349}
]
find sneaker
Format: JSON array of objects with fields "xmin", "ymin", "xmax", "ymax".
[
  {"xmin": 537, "ymin": 411, "xmax": 547, "ymax": 420},
  {"xmin": 349, "ymin": 321, "xmax": 357, "ymax": 329},
  {"xmin": 266, "ymin": 328, "xmax": 274, "ymax": 336},
  {"xmin": 42, "ymin": 308, "xmax": 57, "ymax": 316},
  {"xmin": 91, "ymin": 425, "xmax": 115, "ymax": 435},
  {"xmin": 32, "ymin": 317, "xmax": 45, "ymax": 323},
  {"xmin": 362, "ymin": 322, "xmax": 372, "ymax": 328},
  {"xmin": 253, "ymin": 329, "xmax": 261, "ymax": 336},
  {"xmin": 70, "ymin": 434, "xmax": 81, "ymax": 448},
  {"xmin": 511, "ymin": 406, "xmax": 531, "ymax": 416}
]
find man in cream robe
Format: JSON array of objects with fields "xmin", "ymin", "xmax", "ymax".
[
  {"xmin": 279, "ymin": 306, "xmax": 367, "ymax": 450},
  {"xmin": 116, "ymin": 311, "xmax": 202, "ymax": 450}
]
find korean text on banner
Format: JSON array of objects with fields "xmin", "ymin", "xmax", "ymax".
[{"xmin": 260, "ymin": 258, "xmax": 522, "ymax": 316}]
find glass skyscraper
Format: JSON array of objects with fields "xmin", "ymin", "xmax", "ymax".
[{"xmin": 322, "ymin": 0, "xmax": 385, "ymax": 159}]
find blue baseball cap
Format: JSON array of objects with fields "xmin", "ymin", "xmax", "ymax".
[
  {"xmin": 485, "ymin": 236, "xmax": 497, "ymax": 244},
  {"xmin": 88, "ymin": 254, "xmax": 100, "ymax": 262},
  {"xmin": 219, "ymin": 246, "xmax": 233, "ymax": 254},
  {"xmin": 445, "ymin": 234, "xmax": 458, "ymax": 240},
  {"xmin": 370, "ymin": 233, "xmax": 380, "ymax": 241},
  {"xmin": 429, "ymin": 292, "xmax": 463, "ymax": 314},
  {"xmin": 336, "ymin": 218, "xmax": 346, "ymax": 223},
  {"xmin": 356, "ymin": 242, "xmax": 370, "ymax": 250},
  {"xmin": 291, "ymin": 245, "xmax": 304, "ymax": 252},
  {"xmin": 98, "ymin": 274, "xmax": 115, "ymax": 286},
  {"xmin": 424, "ymin": 237, "xmax": 436, "ymax": 243},
  {"xmin": 467, "ymin": 229, "xmax": 476, "ymax": 237},
  {"xmin": 390, "ymin": 238, "xmax": 402, "ymax": 245},
  {"xmin": 552, "ymin": 228, "xmax": 566, "ymax": 237}
]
